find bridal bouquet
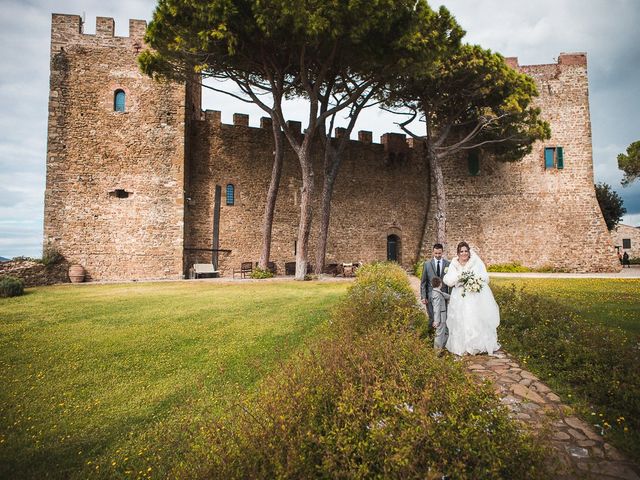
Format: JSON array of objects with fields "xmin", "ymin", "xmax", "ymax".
[{"xmin": 459, "ymin": 270, "xmax": 484, "ymax": 297}]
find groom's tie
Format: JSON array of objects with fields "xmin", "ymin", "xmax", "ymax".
[{"xmin": 436, "ymin": 260, "xmax": 441, "ymax": 277}]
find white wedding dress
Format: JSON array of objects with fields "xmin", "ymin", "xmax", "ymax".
[{"xmin": 442, "ymin": 252, "xmax": 500, "ymax": 355}]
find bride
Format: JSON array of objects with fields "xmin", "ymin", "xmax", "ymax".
[{"xmin": 442, "ymin": 241, "xmax": 500, "ymax": 356}]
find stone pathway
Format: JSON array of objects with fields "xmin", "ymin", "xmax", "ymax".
[{"xmin": 409, "ymin": 276, "xmax": 639, "ymax": 480}]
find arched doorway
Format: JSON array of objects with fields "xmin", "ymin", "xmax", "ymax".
[{"xmin": 387, "ymin": 234, "xmax": 400, "ymax": 262}]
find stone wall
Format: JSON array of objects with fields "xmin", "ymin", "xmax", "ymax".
[
  {"xmin": 0, "ymin": 260, "xmax": 70, "ymax": 287},
  {"xmin": 185, "ymin": 116, "xmax": 429, "ymax": 276},
  {"xmin": 185, "ymin": 54, "xmax": 618, "ymax": 275},
  {"xmin": 44, "ymin": 15, "xmax": 186, "ymax": 281}
]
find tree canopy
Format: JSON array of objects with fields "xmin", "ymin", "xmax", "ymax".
[
  {"xmin": 595, "ymin": 182, "xmax": 626, "ymax": 231},
  {"xmin": 387, "ymin": 43, "xmax": 550, "ymax": 160},
  {"xmin": 618, "ymin": 140, "xmax": 640, "ymax": 186},
  {"xmin": 140, "ymin": 0, "xmax": 464, "ymax": 278}
]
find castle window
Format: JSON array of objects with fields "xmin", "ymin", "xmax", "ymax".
[
  {"xmin": 109, "ymin": 188, "xmax": 131, "ymax": 198},
  {"xmin": 623, "ymin": 238, "xmax": 631, "ymax": 249},
  {"xmin": 467, "ymin": 150, "xmax": 480, "ymax": 176},
  {"xmin": 544, "ymin": 146, "xmax": 564, "ymax": 169},
  {"xmin": 226, "ymin": 184, "xmax": 235, "ymax": 206},
  {"xmin": 114, "ymin": 89, "xmax": 126, "ymax": 112}
]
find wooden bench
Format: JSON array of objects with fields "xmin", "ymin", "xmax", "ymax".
[{"xmin": 192, "ymin": 263, "xmax": 220, "ymax": 279}]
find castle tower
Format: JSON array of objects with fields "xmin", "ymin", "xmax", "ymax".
[
  {"xmin": 44, "ymin": 14, "xmax": 188, "ymax": 280},
  {"xmin": 428, "ymin": 53, "xmax": 620, "ymax": 272}
]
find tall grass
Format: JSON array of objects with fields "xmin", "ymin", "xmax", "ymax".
[
  {"xmin": 494, "ymin": 283, "xmax": 640, "ymax": 462},
  {"xmin": 198, "ymin": 263, "xmax": 550, "ymax": 479}
]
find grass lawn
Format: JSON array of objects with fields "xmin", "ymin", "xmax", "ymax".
[
  {"xmin": 490, "ymin": 277, "xmax": 640, "ymax": 336},
  {"xmin": 0, "ymin": 280, "xmax": 349, "ymax": 479}
]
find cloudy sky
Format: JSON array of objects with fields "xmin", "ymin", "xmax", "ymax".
[{"xmin": 1, "ymin": 0, "xmax": 639, "ymax": 258}]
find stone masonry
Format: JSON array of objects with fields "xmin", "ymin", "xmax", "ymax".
[
  {"xmin": 44, "ymin": 15, "xmax": 186, "ymax": 281},
  {"xmin": 44, "ymin": 15, "xmax": 621, "ymax": 281},
  {"xmin": 427, "ymin": 54, "xmax": 618, "ymax": 272}
]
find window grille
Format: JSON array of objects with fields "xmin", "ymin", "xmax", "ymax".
[{"xmin": 226, "ymin": 184, "xmax": 235, "ymax": 206}]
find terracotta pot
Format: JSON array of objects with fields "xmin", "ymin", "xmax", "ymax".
[{"xmin": 68, "ymin": 264, "xmax": 85, "ymax": 283}]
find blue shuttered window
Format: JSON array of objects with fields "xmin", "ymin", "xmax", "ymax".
[
  {"xmin": 544, "ymin": 147, "xmax": 555, "ymax": 169},
  {"xmin": 226, "ymin": 184, "xmax": 235, "ymax": 206},
  {"xmin": 114, "ymin": 90, "xmax": 126, "ymax": 112}
]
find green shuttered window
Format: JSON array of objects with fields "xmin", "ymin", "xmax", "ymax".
[{"xmin": 556, "ymin": 146, "xmax": 564, "ymax": 169}]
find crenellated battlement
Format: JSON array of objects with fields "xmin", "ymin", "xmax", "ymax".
[
  {"xmin": 199, "ymin": 109, "xmax": 413, "ymax": 150},
  {"xmin": 506, "ymin": 52, "xmax": 588, "ymax": 85},
  {"xmin": 506, "ymin": 52, "xmax": 587, "ymax": 71},
  {"xmin": 50, "ymin": 14, "xmax": 147, "ymax": 53}
]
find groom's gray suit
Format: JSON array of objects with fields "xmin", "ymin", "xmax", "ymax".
[{"xmin": 420, "ymin": 257, "xmax": 450, "ymax": 327}]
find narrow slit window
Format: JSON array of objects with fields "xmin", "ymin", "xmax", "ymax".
[
  {"xmin": 114, "ymin": 89, "xmax": 126, "ymax": 112},
  {"xmin": 226, "ymin": 184, "xmax": 235, "ymax": 206}
]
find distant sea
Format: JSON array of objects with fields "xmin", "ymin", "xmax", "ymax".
[{"xmin": 0, "ymin": 256, "xmax": 10, "ymax": 262}]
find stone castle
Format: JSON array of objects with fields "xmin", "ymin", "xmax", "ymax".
[{"xmin": 44, "ymin": 14, "xmax": 620, "ymax": 281}]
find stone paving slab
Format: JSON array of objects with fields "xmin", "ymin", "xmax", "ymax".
[{"xmin": 408, "ymin": 276, "xmax": 639, "ymax": 480}]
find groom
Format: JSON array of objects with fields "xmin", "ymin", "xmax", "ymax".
[{"xmin": 420, "ymin": 243, "xmax": 450, "ymax": 328}]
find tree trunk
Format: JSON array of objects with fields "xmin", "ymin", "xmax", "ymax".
[
  {"xmin": 314, "ymin": 144, "xmax": 341, "ymax": 274},
  {"xmin": 415, "ymin": 141, "xmax": 432, "ymax": 261},
  {"xmin": 295, "ymin": 151, "xmax": 314, "ymax": 280},
  {"xmin": 429, "ymin": 144, "xmax": 447, "ymax": 245},
  {"xmin": 258, "ymin": 120, "xmax": 284, "ymax": 270}
]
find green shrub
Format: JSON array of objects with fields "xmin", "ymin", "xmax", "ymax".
[
  {"xmin": 355, "ymin": 261, "xmax": 415, "ymax": 296},
  {"xmin": 629, "ymin": 257, "xmax": 640, "ymax": 265},
  {"xmin": 337, "ymin": 262, "xmax": 424, "ymax": 334},
  {"xmin": 495, "ymin": 285, "xmax": 640, "ymax": 461},
  {"xmin": 249, "ymin": 267, "xmax": 274, "ymax": 279},
  {"xmin": 413, "ymin": 259, "xmax": 426, "ymax": 278},
  {"xmin": 487, "ymin": 262, "xmax": 533, "ymax": 272},
  {"xmin": 10, "ymin": 256, "xmax": 37, "ymax": 262},
  {"xmin": 0, "ymin": 276, "xmax": 25, "ymax": 298},
  {"xmin": 487, "ymin": 262, "xmax": 568, "ymax": 273},
  {"xmin": 40, "ymin": 245, "xmax": 64, "ymax": 267},
  {"xmin": 199, "ymin": 329, "xmax": 548, "ymax": 480},
  {"xmin": 192, "ymin": 267, "xmax": 550, "ymax": 479}
]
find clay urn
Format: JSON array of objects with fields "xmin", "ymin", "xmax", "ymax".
[{"xmin": 68, "ymin": 264, "xmax": 85, "ymax": 283}]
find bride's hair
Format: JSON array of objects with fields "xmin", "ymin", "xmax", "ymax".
[{"xmin": 457, "ymin": 241, "xmax": 471, "ymax": 255}]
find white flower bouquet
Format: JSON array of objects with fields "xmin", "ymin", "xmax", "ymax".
[{"xmin": 459, "ymin": 270, "xmax": 484, "ymax": 297}]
